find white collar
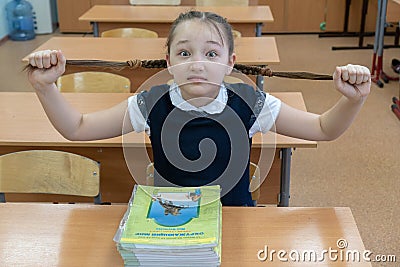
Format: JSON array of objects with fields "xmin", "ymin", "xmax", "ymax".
[{"xmin": 169, "ymin": 82, "xmax": 228, "ymax": 114}]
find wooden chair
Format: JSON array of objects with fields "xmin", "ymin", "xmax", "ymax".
[
  {"xmin": 249, "ymin": 162, "xmax": 260, "ymax": 204},
  {"xmin": 101, "ymin": 28, "xmax": 159, "ymax": 38},
  {"xmin": 223, "ymin": 75, "xmax": 245, "ymax": 84},
  {"xmin": 232, "ymin": 30, "xmax": 242, "ymax": 38},
  {"xmin": 56, "ymin": 71, "xmax": 130, "ymax": 93},
  {"xmin": 145, "ymin": 162, "xmax": 261, "ymax": 204},
  {"xmin": 0, "ymin": 150, "xmax": 102, "ymax": 204}
]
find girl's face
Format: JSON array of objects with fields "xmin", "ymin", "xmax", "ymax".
[{"xmin": 166, "ymin": 20, "xmax": 236, "ymax": 104}]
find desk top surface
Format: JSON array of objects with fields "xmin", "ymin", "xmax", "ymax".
[
  {"xmin": 0, "ymin": 203, "xmax": 369, "ymax": 266},
  {"xmin": 22, "ymin": 36, "xmax": 280, "ymax": 65},
  {"xmin": 79, "ymin": 5, "xmax": 273, "ymax": 23},
  {"xmin": 0, "ymin": 92, "xmax": 316, "ymax": 148}
]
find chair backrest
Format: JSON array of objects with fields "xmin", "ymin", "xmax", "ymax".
[
  {"xmin": 249, "ymin": 162, "xmax": 260, "ymax": 203},
  {"xmin": 101, "ymin": 28, "xmax": 159, "ymax": 38},
  {"xmin": 129, "ymin": 0, "xmax": 181, "ymax": 5},
  {"xmin": 146, "ymin": 162, "xmax": 155, "ymax": 186},
  {"xmin": 145, "ymin": 162, "xmax": 261, "ymax": 203},
  {"xmin": 56, "ymin": 71, "xmax": 130, "ymax": 93},
  {"xmin": 223, "ymin": 75, "xmax": 244, "ymax": 84},
  {"xmin": 232, "ymin": 30, "xmax": 242, "ymax": 38},
  {"xmin": 0, "ymin": 150, "xmax": 101, "ymax": 204},
  {"xmin": 196, "ymin": 0, "xmax": 248, "ymax": 6}
]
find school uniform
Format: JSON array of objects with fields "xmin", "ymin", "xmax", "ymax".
[{"xmin": 127, "ymin": 82, "xmax": 281, "ymax": 206}]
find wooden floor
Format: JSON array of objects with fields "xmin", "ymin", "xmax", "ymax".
[{"xmin": 1, "ymin": 31, "xmax": 399, "ymax": 266}]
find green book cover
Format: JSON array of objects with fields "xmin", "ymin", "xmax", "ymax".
[{"xmin": 120, "ymin": 185, "xmax": 221, "ymax": 247}]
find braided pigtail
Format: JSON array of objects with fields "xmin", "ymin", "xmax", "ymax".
[{"xmin": 25, "ymin": 59, "xmax": 333, "ymax": 80}]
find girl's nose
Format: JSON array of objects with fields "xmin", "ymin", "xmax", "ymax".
[{"xmin": 189, "ymin": 60, "xmax": 205, "ymax": 72}]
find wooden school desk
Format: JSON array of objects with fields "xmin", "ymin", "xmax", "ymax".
[
  {"xmin": 0, "ymin": 92, "xmax": 316, "ymax": 206},
  {"xmin": 78, "ymin": 5, "xmax": 274, "ymax": 37},
  {"xmin": 22, "ymin": 36, "xmax": 280, "ymax": 91},
  {"xmin": 0, "ymin": 204, "xmax": 371, "ymax": 267}
]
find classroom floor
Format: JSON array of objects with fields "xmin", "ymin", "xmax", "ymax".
[{"xmin": 1, "ymin": 31, "xmax": 399, "ymax": 266}]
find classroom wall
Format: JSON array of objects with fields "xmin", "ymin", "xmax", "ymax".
[{"xmin": 0, "ymin": 0, "xmax": 13, "ymax": 40}]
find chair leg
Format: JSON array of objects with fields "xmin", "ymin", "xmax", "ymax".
[
  {"xmin": 94, "ymin": 193, "xmax": 102, "ymax": 205},
  {"xmin": 392, "ymin": 97, "xmax": 400, "ymax": 120}
]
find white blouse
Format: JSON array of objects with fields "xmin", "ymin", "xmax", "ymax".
[{"xmin": 127, "ymin": 83, "xmax": 281, "ymax": 138}]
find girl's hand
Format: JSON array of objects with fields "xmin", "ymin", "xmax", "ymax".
[
  {"xmin": 27, "ymin": 50, "xmax": 66, "ymax": 89},
  {"xmin": 333, "ymin": 64, "xmax": 371, "ymax": 102}
]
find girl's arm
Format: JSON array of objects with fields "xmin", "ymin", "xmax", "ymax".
[
  {"xmin": 27, "ymin": 50, "xmax": 133, "ymax": 141},
  {"xmin": 274, "ymin": 64, "xmax": 371, "ymax": 141}
]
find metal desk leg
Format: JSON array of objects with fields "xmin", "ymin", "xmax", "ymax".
[
  {"xmin": 92, "ymin": 22, "xmax": 99, "ymax": 37},
  {"xmin": 278, "ymin": 148, "xmax": 292, "ymax": 207},
  {"xmin": 358, "ymin": 0, "xmax": 369, "ymax": 47},
  {"xmin": 255, "ymin": 22, "xmax": 264, "ymax": 90},
  {"xmin": 255, "ymin": 22, "xmax": 263, "ymax": 37},
  {"xmin": 331, "ymin": 0, "xmax": 374, "ymax": 50},
  {"xmin": 256, "ymin": 75, "xmax": 264, "ymax": 91}
]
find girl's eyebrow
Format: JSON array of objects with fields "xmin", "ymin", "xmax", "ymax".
[
  {"xmin": 175, "ymin": 40, "xmax": 189, "ymax": 46},
  {"xmin": 206, "ymin": 40, "xmax": 223, "ymax": 47},
  {"xmin": 175, "ymin": 40, "xmax": 222, "ymax": 47}
]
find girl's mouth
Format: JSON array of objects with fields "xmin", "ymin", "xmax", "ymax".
[{"xmin": 187, "ymin": 76, "xmax": 207, "ymax": 82}]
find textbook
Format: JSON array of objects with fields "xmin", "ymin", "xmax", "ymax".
[{"xmin": 114, "ymin": 185, "xmax": 222, "ymax": 267}]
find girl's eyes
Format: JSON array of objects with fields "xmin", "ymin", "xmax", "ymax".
[
  {"xmin": 177, "ymin": 50, "xmax": 218, "ymax": 58},
  {"xmin": 206, "ymin": 51, "xmax": 218, "ymax": 58},
  {"xmin": 178, "ymin": 51, "xmax": 190, "ymax": 57}
]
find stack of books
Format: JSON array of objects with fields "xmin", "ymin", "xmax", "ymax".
[{"xmin": 114, "ymin": 185, "xmax": 222, "ymax": 267}]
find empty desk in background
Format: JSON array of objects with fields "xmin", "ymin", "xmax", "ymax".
[
  {"xmin": 78, "ymin": 5, "xmax": 273, "ymax": 37},
  {"xmin": 0, "ymin": 204, "xmax": 371, "ymax": 267},
  {"xmin": 0, "ymin": 92, "xmax": 316, "ymax": 206},
  {"xmin": 22, "ymin": 36, "xmax": 280, "ymax": 91}
]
